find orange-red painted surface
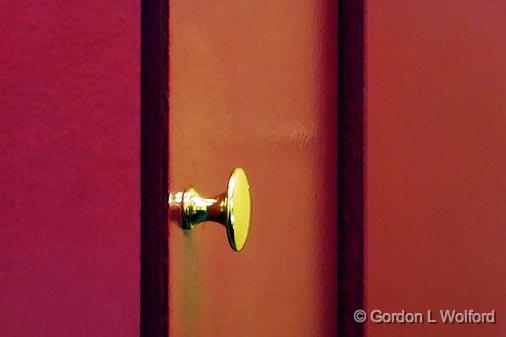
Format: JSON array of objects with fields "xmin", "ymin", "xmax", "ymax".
[
  {"xmin": 169, "ymin": 1, "xmax": 337, "ymax": 336},
  {"xmin": 367, "ymin": 2, "xmax": 506, "ymax": 336}
]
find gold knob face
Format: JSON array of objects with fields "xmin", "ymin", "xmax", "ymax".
[
  {"xmin": 170, "ymin": 168, "xmax": 252, "ymax": 251},
  {"xmin": 225, "ymin": 168, "xmax": 251, "ymax": 251}
]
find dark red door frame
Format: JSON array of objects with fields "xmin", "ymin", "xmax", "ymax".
[
  {"xmin": 140, "ymin": 0, "xmax": 168, "ymax": 336},
  {"xmin": 338, "ymin": 0, "xmax": 366, "ymax": 337}
]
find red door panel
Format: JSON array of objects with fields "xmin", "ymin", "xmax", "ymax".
[
  {"xmin": 168, "ymin": 1, "xmax": 337, "ymax": 336},
  {"xmin": 0, "ymin": 2, "xmax": 140, "ymax": 336},
  {"xmin": 367, "ymin": 2, "xmax": 506, "ymax": 336}
]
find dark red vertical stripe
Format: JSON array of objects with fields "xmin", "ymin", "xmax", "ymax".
[
  {"xmin": 140, "ymin": 0, "xmax": 168, "ymax": 336},
  {"xmin": 338, "ymin": 0, "xmax": 365, "ymax": 336}
]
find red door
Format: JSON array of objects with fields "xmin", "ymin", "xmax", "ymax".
[
  {"xmin": 366, "ymin": 2, "xmax": 506, "ymax": 337},
  {"xmin": 168, "ymin": 1, "xmax": 337, "ymax": 336},
  {"xmin": 0, "ymin": 1, "xmax": 140, "ymax": 336},
  {"xmin": 3, "ymin": 1, "xmax": 503, "ymax": 337}
]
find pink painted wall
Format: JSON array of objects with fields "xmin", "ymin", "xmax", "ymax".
[{"xmin": 0, "ymin": 1, "xmax": 140, "ymax": 336}]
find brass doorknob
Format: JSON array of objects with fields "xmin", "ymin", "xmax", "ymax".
[{"xmin": 169, "ymin": 168, "xmax": 252, "ymax": 251}]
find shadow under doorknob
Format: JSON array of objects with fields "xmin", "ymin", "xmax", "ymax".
[{"xmin": 169, "ymin": 168, "xmax": 252, "ymax": 252}]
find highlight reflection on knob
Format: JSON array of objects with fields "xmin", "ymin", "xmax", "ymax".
[{"xmin": 169, "ymin": 168, "xmax": 252, "ymax": 252}]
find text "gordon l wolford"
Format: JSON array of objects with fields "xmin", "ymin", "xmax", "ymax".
[{"xmin": 369, "ymin": 309, "xmax": 496, "ymax": 324}]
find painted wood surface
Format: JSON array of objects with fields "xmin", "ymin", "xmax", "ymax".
[
  {"xmin": 367, "ymin": 2, "xmax": 506, "ymax": 336},
  {"xmin": 0, "ymin": 1, "xmax": 140, "ymax": 336},
  {"xmin": 168, "ymin": 1, "xmax": 338, "ymax": 336}
]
